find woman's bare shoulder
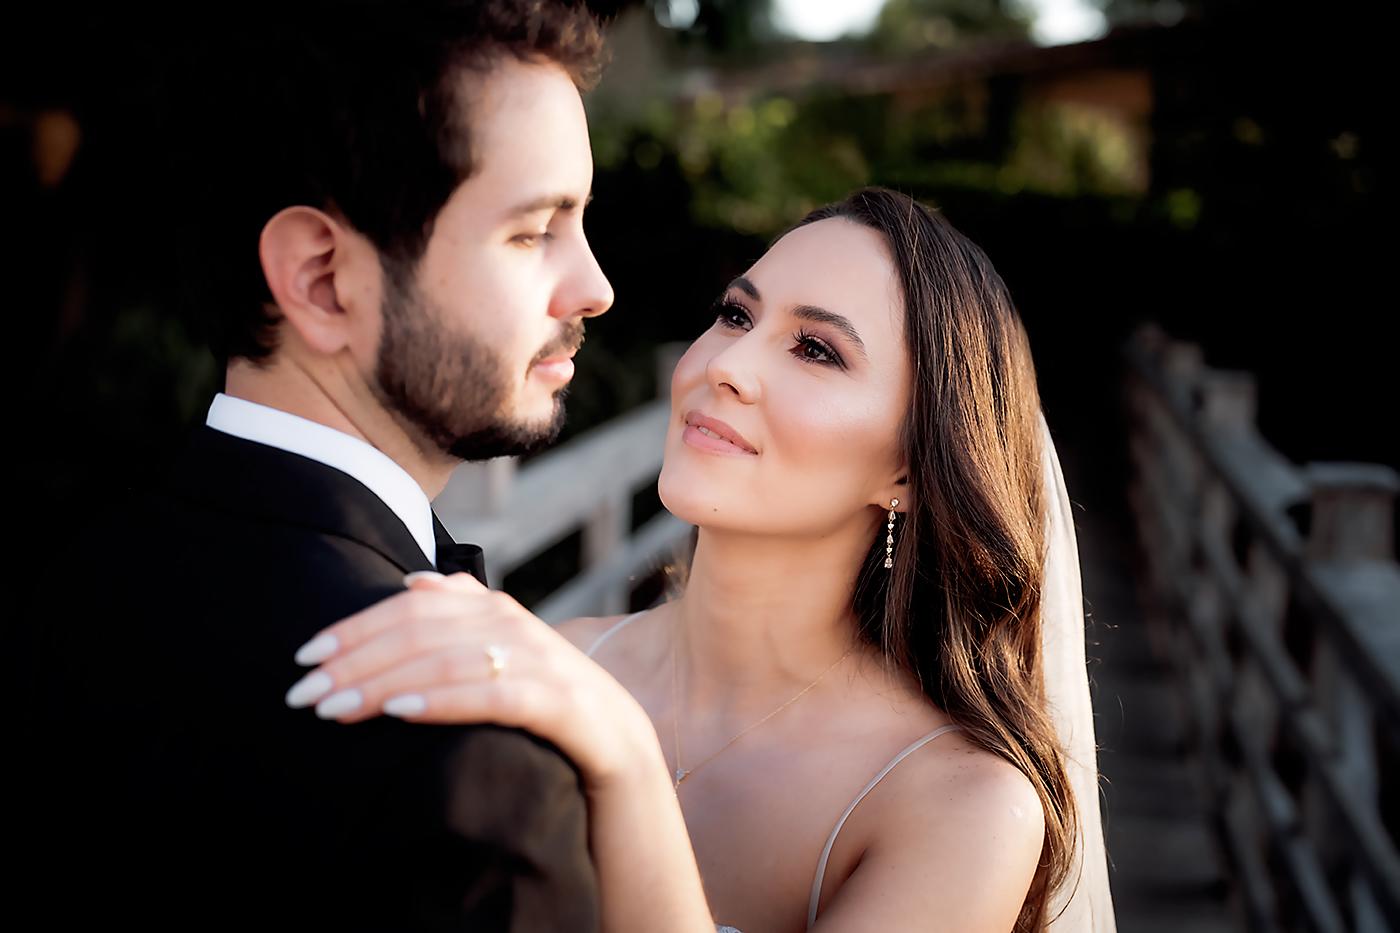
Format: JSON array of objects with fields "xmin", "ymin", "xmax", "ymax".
[
  {"xmin": 555, "ymin": 614, "xmax": 631, "ymax": 653},
  {"xmin": 875, "ymin": 728, "xmax": 1043, "ymax": 844},
  {"xmin": 826, "ymin": 730, "xmax": 1045, "ymax": 929}
]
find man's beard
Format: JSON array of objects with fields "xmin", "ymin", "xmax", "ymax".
[{"xmin": 372, "ymin": 260, "xmax": 579, "ymax": 461}]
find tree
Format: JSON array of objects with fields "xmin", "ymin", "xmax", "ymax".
[{"xmin": 869, "ymin": 0, "xmax": 1031, "ymax": 55}]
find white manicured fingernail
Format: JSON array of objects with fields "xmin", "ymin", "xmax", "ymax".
[
  {"xmin": 294, "ymin": 633, "xmax": 340, "ymax": 666},
  {"xmin": 383, "ymin": 694, "xmax": 427, "ymax": 717},
  {"xmin": 404, "ymin": 571, "xmax": 446, "ymax": 586},
  {"xmin": 285, "ymin": 671, "xmax": 334, "ymax": 708},
  {"xmin": 316, "ymin": 689, "xmax": 363, "ymax": 719}
]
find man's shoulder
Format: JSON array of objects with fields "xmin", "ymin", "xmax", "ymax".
[
  {"xmin": 89, "ymin": 484, "xmax": 408, "ymax": 593},
  {"xmin": 82, "ymin": 426, "xmax": 427, "ymax": 589},
  {"xmin": 66, "ymin": 481, "xmax": 410, "ymax": 698}
]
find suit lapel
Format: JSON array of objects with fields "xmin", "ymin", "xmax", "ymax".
[{"xmin": 168, "ymin": 426, "xmax": 436, "ymax": 575}]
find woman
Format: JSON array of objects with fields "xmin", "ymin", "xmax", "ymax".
[{"xmin": 286, "ymin": 188, "xmax": 1113, "ymax": 932}]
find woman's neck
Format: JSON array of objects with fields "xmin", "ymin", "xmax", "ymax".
[{"xmin": 671, "ymin": 517, "xmax": 880, "ymax": 716}]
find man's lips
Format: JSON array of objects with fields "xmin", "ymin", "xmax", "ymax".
[
  {"xmin": 683, "ymin": 410, "xmax": 758, "ymax": 454},
  {"xmin": 532, "ymin": 359, "xmax": 574, "ymax": 385},
  {"xmin": 532, "ymin": 321, "xmax": 586, "ymax": 370},
  {"xmin": 531, "ymin": 335, "xmax": 582, "ymax": 378},
  {"xmin": 534, "ymin": 350, "xmax": 577, "ymax": 365},
  {"xmin": 530, "ymin": 345, "xmax": 579, "ymax": 382}
]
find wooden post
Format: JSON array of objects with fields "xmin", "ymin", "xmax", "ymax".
[
  {"xmin": 583, "ymin": 492, "xmax": 630, "ymax": 616},
  {"xmin": 1200, "ymin": 370, "xmax": 1256, "ymax": 431},
  {"xmin": 1162, "ymin": 339, "xmax": 1203, "ymax": 411},
  {"xmin": 445, "ymin": 457, "xmax": 517, "ymax": 517},
  {"xmin": 1240, "ymin": 542, "xmax": 1287, "ymax": 752},
  {"xmin": 1303, "ymin": 461, "xmax": 1400, "ymax": 931},
  {"xmin": 1195, "ymin": 372, "xmax": 1254, "ymax": 821},
  {"xmin": 655, "ymin": 341, "xmax": 689, "ymax": 403},
  {"xmin": 1304, "ymin": 461, "xmax": 1399, "ymax": 794},
  {"xmin": 1305, "ymin": 463, "xmax": 1398, "ymax": 564},
  {"xmin": 1158, "ymin": 341, "xmax": 1205, "ymax": 521}
]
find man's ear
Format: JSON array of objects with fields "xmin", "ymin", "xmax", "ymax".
[{"xmin": 258, "ymin": 206, "xmax": 356, "ymax": 355}]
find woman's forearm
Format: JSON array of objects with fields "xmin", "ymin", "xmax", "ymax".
[
  {"xmin": 287, "ymin": 580, "xmax": 719, "ymax": 929},
  {"xmin": 587, "ymin": 724, "xmax": 716, "ymax": 933}
]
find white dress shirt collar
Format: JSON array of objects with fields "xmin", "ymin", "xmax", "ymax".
[{"xmin": 205, "ymin": 393, "xmax": 437, "ymax": 566}]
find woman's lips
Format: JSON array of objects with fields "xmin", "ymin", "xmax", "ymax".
[{"xmin": 682, "ymin": 411, "xmax": 758, "ymax": 456}]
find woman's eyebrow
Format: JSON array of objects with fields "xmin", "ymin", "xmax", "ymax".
[
  {"xmin": 725, "ymin": 276, "xmax": 868, "ymax": 360},
  {"xmin": 729, "ymin": 275, "xmax": 761, "ymax": 300},
  {"xmin": 792, "ymin": 305, "xmax": 868, "ymax": 360}
]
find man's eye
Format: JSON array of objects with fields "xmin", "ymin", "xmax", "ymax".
[{"xmin": 512, "ymin": 232, "xmax": 551, "ymax": 248}]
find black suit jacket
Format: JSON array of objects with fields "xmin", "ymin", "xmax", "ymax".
[{"xmin": 26, "ymin": 426, "xmax": 598, "ymax": 932}]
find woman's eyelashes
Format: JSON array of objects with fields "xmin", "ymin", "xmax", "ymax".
[
  {"xmin": 711, "ymin": 298, "xmax": 847, "ymax": 369},
  {"xmin": 712, "ymin": 298, "xmax": 751, "ymax": 331}
]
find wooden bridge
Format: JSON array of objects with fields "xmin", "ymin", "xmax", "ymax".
[{"xmin": 1120, "ymin": 326, "xmax": 1399, "ymax": 932}]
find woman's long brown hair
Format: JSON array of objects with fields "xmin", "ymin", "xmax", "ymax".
[{"xmin": 796, "ymin": 188, "xmax": 1077, "ymax": 931}]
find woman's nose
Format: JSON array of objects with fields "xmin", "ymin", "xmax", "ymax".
[{"xmin": 705, "ymin": 340, "xmax": 761, "ymax": 404}]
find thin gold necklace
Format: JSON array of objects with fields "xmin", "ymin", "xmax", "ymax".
[{"xmin": 669, "ymin": 620, "xmax": 853, "ymax": 791}]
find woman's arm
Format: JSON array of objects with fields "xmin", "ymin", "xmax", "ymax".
[{"xmin": 282, "ymin": 571, "xmax": 715, "ymax": 933}]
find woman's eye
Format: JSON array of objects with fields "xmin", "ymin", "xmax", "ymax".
[
  {"xmin": 512, "ymin": 231, "xmax": 551, "ymax": 248},
  {"xmin": 793, "ymin": 332, "xmax": 844, "ymax": 367},
  {"xmin": 711, "ymin": 300, "xmax": 844, "ymax": 368},
  {"xmin": 713, "ymin": 300, "xmax": 752, "ymax": 330}
]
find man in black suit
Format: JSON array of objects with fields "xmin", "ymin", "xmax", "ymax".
[{"xmin": 28, "ymin": 2, "xmax": 614, "ymax": 929}]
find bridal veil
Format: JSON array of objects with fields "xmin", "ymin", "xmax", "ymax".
[{"xmin": 1039, "ymin": 413, "xmax": 1117, "ymax": 932}]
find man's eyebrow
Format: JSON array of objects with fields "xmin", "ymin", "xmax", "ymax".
[
  {"xmin": 724, "ymin": 276, "xmax": 868, "ymax": 361},
  {"xmin": 505, "ymin": 191, "xmax": 594, "ymax": 218}
]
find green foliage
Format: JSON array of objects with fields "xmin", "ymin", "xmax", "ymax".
[
  {"xmin": 593, "ymin": 78, "xmax": 1152, "ymax": 242},
  {"xmin": 868, "ymin": 0, "xmax": 1031, "ymax": 55}
]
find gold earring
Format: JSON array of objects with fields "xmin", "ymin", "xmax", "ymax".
[{"xmin": 884, "ymin": 498, "xmax": 900, "ymax": 569}]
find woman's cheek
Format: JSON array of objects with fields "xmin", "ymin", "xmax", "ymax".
[
  {"xmin": 767, "ymin": 387, "xmax": 893, "ymax": 489},
  {"xmin": 670, "ymin": 333, "xmax": 717, "ymax": 399}
]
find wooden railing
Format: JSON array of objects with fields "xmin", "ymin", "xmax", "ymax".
[
  {"xmin": 1125, "ymin": 325, "xmax": 1400, "ymax": 932},
  {"xmin": 434, "ymin": 344, "xmax": 693, "ymax": 623}
]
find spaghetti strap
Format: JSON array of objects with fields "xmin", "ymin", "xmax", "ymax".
[
  {"xmin": 584, "ymin": 610, "xmax": 648, "ymax": 658},
  {"xmin": 806, "ymin": 723, "xmax": 964, "ymax": 929}
]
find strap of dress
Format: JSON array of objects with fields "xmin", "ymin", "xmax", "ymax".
[
  {"xmin": 584, "ymin": 610, "xmax": 648, "ymax": 658},
  {"xmin": 806, "ymin": 723, "xmax": 964, "ymax": 929}
]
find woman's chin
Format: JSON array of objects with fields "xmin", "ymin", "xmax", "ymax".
[{"xmin": 657, "ymin": 468, "xmax": 725, "ymax": 528}]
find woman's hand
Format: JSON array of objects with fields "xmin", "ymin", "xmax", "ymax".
[{"xmin": 283, "ymin": 571, "xmax": 661, "ymax": 793}]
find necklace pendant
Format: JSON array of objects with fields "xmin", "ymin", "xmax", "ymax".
[{"xmin": 674, "ymin": 767, "xmax": 691, "ymax": 786}]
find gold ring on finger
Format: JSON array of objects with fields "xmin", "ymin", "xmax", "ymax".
[{"xmin": 484, "ymin": 643, "xmax": 511, "ymax": 679}]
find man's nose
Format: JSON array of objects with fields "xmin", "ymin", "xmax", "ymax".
[{"xmin": 553, "ymin": 235, "xmax": 613, "ymax": 320}]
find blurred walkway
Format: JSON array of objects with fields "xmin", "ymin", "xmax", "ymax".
[{"xmin": 1059, "ymin": 432, "xmax": 1243, "ymax": 933}]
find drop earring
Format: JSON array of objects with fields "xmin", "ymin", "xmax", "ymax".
[{"xmin": 884, "ymin": 498, "xmax": 900, "ymax": 569}]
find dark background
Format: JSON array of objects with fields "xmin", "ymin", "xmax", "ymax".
[{"xmin": 3, "ymin": 0, "xmax": 1391, "ymax": 596}]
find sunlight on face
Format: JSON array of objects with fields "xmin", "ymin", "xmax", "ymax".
[
  {"xmin": 659, "ymin": 218, "xmax": 911, "ymax": 538},
  {"xmin": 373, "ymin": 57, "xmax": 613, "ymax": 459}
]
